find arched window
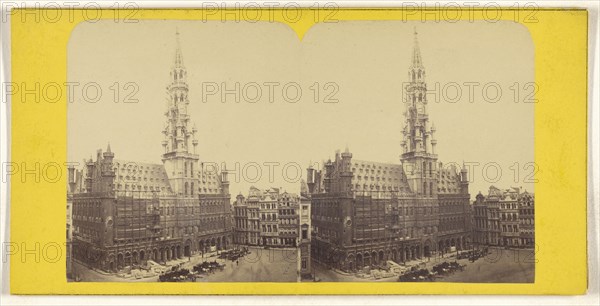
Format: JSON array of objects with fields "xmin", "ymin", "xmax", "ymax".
[
  {"xmin": 184, "ymin": 182, "xmax": 189, "ymax": 196},
  {"xmin": 184, "ymin": 162, "xmax": 187, "ymax": 177},
  {"xmin": 423, "ymin": 182, "xmax": 427, "ymax": 195},
  {"xmin": 190, "ymin": 182, "xmax": 194, "ymax": 196}
]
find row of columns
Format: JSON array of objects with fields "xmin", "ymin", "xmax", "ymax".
[
  {"xmin": 312, "ymin": 236, "xmax": 471, "ymax": 272},
  {"xmin": 105, "ymin": 235, "xmax": 230, "ymax": 272}
]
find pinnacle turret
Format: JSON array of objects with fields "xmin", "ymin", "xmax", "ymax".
[
  {"xmin": 174, "ymin": 28, "xmax": 184, "ymax": 69},
  {"xmin": 411, "ymin": 27, "xmax": 424, "ymax": 69}
]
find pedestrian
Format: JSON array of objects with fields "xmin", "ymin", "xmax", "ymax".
[{"xmin": 236, "ymin": 260, "xmax": 239, "ymax": 266}]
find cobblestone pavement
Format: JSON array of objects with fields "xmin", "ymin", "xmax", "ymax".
[
  {"xmin": 72, "ymin": 246, "xmax": 298, "ymax": 282},
  {"xmin": 71, "ymin": 261, "xmax": 159, "ymax": 282},
  {"xmin": 310, "ymin": 247, "xmax": 535, "ymax": 283},
  {"xmin": 196, "ymin": 247, "xmax": 298, "ymax": 282},
  {"xmin": 441, "ymin": 248, "xmax": 535, "ymax": 283},
  {"xmin": 72, "ymin": 247, "xmax": 532, "ymax": 283}
]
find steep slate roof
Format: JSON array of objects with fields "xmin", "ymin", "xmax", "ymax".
[
  {"xmin": 113, "ymin": 159, "xmax": 171, "ymax": 194},
  {"xmin": 112, "ymin": 159, "xmax": 224, "ymax": 196},
  {"xmin": 436, "ymin": 164, "xmax": 461, "ymax": 194},
  {"xmin": 349, "ymin": 159, "xmax": 464, "ymax": 195},
  {"xmin": 196, "ymin": 162, "xmax": 224, "ymax": 194},
  {"xmin": 350, "ymin": 159, "xmax": 411, "ymax": 194}
]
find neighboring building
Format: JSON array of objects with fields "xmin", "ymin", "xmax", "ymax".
[
  {"xmin": 519, "ymin": 191, "xmax": 535, "ymax": 247},
  {"xmin": 233, "ymin": 187, "xmax": 299, "ymax": 247},
  {"xmin": 66, "ymin": 172, "xmax": 73, "ymax": 278},
  {"xmin": 499, "ymin": 188, "xmax": 521, "ymax": 247},
  {"xmin": 71, "ymin": 32, "xmax": 233, "ymax": 272},
  {"xmin": 233, "ymin": 194, "xmax": 249, "ymax": 245},
  {"xmin": 306, "ymin": 30, "xmax": 472, "ymax": 272},
  {"xmin": 67, "ymin": 165, "xmax": 85, "ymax": 278},
  {"xmin": 472, "ymin": 192, "xmax": 489, "ymax": 245},
  {"xmin": 299, "ymin": 180, "xmax": 312, "ymax": 278},
  {"xmin": 474, "ymin": 188, "xmax": 501, "ymax": 246},
  {"xmin": 66, "ymin": 165, "xmax": 83, "ymax": 278},
  {"xmin": 473, "ymin": 186, "xmax": 535, "ymax": 248},
  {"xmin": 279, "ymin": 192, "xmax": 300, "ymax": 246}
]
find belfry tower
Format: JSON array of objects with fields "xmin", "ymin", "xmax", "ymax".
[
  {"xmin": 162, "ymin": 30, "xmax": 200, "ymax": 197},
  {"xmin": 400, "ymin": 28, "xmax": 438, "ymax": 197}
]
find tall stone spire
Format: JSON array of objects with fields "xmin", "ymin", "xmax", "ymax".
[
  {"xmin": 411, "ymin": 27, "xmax": 423, "ymax": 69},
  {"xmin": 162, "ymin": 29, "xmax": 197, "ymax": 156},
  {"xmin": 161, "ymin": 30, "xmax": 200, "ymax": 197},
  {"xmin": 400, "ymin": 28, "xmax": 437, "ymax": 197},
  {"xmin": 402, "ymin": 27, "xmax": 430, "ymax": 155},
  {"xmin": 174, "ymin": 28, "xmax": 184, "ymax": 68}
]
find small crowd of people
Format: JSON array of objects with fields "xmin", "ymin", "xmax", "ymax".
[
  {"xmin": 158, "ymin": 267, "xmax": 193, "ymax": 282},
  {"xmin": 398, "ymin": 260, "xmax": 467, "ymax": 282},
  {"xmin": 158, "ymin": 259, "xmax": 229, "ymax": 282},
  {"xmin": 218, "ymin": 247, "xmax": 250, "ymax": 262},
  {"xmin": 456, "ymin": 248, "xmax": 488, "ymax": 261},
  {"xmin": 193, "ymin": 260, "xmax": 226, "ymax": 274},
  {"xmin": 398, "ymin": 267, "xmax": 434, "ymax": 282},
  {"xmin": 432, "ymin": 261, "xmax": 465, "ymax": 275}
]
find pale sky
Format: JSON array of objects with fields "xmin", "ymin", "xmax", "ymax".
[{"xmin": 67, "ymin": 20, "xmax": 534, "ymax": 199}]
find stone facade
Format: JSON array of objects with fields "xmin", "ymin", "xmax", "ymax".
[
  {"xmin": 71, "ymin": 32, "xmax": 233, "ymax": 272},
  {"xmin": 233, "ymin": 187, "xmax": 299, "ymax": 247},
  {"xmin": 473, "ymin": 186, "xmax": 535, "ymax": 248},
  {"xmin": 299, "ymin": 180, "xmax": 312, "ymax": 278},
  {"xmin": 307, "ymin": 30, "xmax": 472, "ymax": 272}
]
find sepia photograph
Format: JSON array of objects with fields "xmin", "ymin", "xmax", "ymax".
[{"xmin": 65, "ymin": 19, "xmax": 535, "ymax": 283}]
